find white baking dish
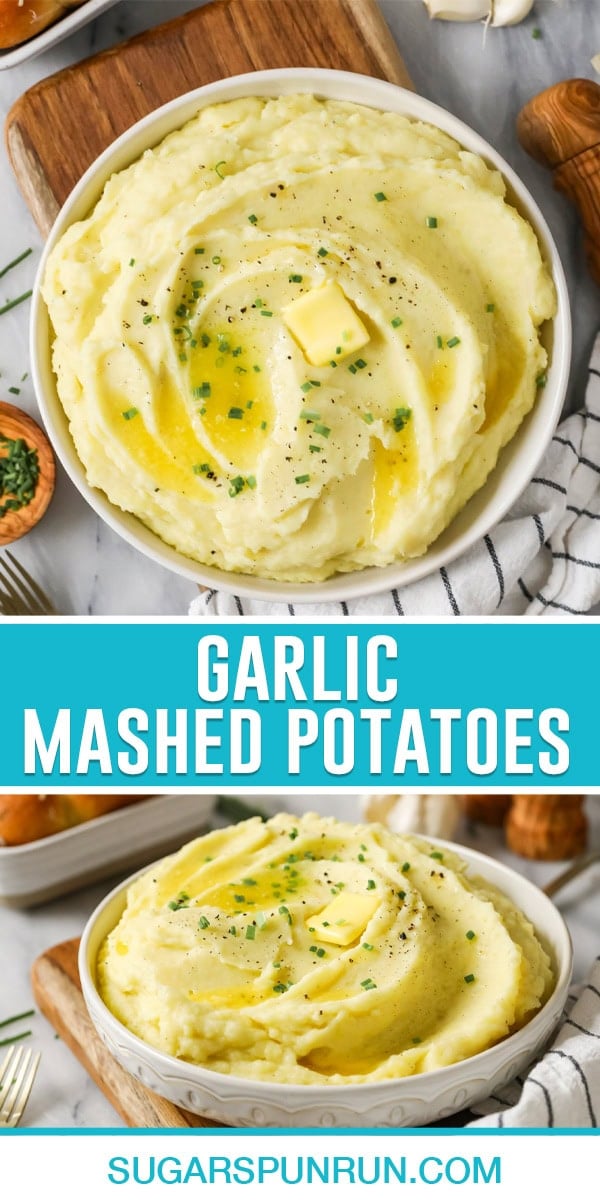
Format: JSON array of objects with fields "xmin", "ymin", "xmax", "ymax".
[
  {"xmin": 0, "ymin": 792, "xmax": 216, "ymax": 907},
  {"xmin": 0, "ymin": 0, "xmax": 118, "ymax": 70}
]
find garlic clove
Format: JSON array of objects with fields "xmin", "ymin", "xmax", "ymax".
[
  {"xmin": 423, "ymin": 0, "xmax": 492, "ymax": 20},
  {"xmin": 491, "ymin": 0, "xmax": 535, "ymax": 26},
  {"xmin": 362, "ymin": 793, "xmax": 463, "ymax": 841}
]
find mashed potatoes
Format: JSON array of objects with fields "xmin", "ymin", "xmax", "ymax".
[
  {"xmin": 43, "ymin": 95, "xmax": 556, "ymax": 582},
  {"xmin": 98, "ymin": 813, "xmax": 554, "ymax": 1085}
]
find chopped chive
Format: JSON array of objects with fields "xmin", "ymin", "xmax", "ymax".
[
  {"xmin": 200, "ymin": 332, "xmax": 211, "ymax": 347},
  {"xmin": 214, "ymin": 161, "xmax": 226, "ymax": 178},
  {"xmin": 260, "ymin": 310, "xmax": 273, "ymax": 317},
  {"xmin": 426, "ymin": 216, "xmax": 438, "ymax": 229},
  {"xmin": 301, "ymin": 381, "xmax": 314, "ymax": 393},
  {"xmin": 329, "ymin": 360, "xmax": 338, "ymax": 368},
  {"xmin": 464, "ymin": 974, "xmax": 476, "ymax": 984},
  {"xmin": 436, "ymin": 335, "xmax": 443, "ymax": 349},
  {"xmin": 447, "ymin": 336, "xmax": 461, "ymax": 348},
  {"xmin": 279, "ymin": 905, "xmax": 292, "ymax": 925},
  {"xmin": 532, "ymin": 26, "xmax": 541, "ymax": 37},
  {"xmin": 142, "ymin": 314, "xmax": 154, "ymax": 325},
  {"xmin": 168, "ymin": 892, "xmax": 189, "ymax": 911},
  {"xmin": 8, "ymin": 386, "xmax": 20, "ymax": 396},
  {"xmin": 360, "ymin": 979, "xmax": 377, "ymax": 990},
  {"xmin": 273, "ymin": 983, "xmax": 287, "ymax": 993},
  {"xmin": 246, "ymin": 475, "xmax": 257, "ymax": 489},
  {"xmin": 374, "ymin": 191, "xmax": 387, "ymax": 202},
  {"xmin": 300, "ymin": 409, "xmax": 321, "ymax": 421},
  {"xmin": 122, "ymin": 408, "xmax": 138, "ymax": 420},
  {"xmin": 0, "ymin": 1009, "xmax": 34, "ymax": 1030},
  {"xmin": 314, "ymin": 424, "xmax": 330, "ymax": 438},
  {"xmin": 0, "ymin": 290, "xmax": 33, "ymax": 317},
  {"xmin": 317, "ymin": 247, "xmax": 328, "ymax": 257},
  {"xmin": 295, "ymin": 474, "xmax": 310, "ymax": 484},
  {"xmin": 256, "ymin": 912, "xmax": 268, "ymax": 928},
  {"xmin": 229, "ymin": 476, "xmax": 245, "ymax": 497},
  {"xmin": 242, "ymin": 878, "xmax": 257, "ymax": 887},
  {"xmin": 192, "ymin": 463, "xmax": 210, "ymax": 475},
  {"xmin": 0, "ymin": 248, "xmax": 32, "ymax": 280},
  {"xmin": 198, "ymin": 915, "xmax": 210, "ymax": 929},
  {"xmin": 245, "ymin": 925, "xmax": 256, "ymax": 940},
  {"xmin": 229, "ymin": 925, "xmax": 237, "ymax": 936},
  {"xmin": 254, "ymin": 298, "xmax": 264, "ymax": 308},
  {"xmin": 430, "ymin": 851, "xmax": 444, "ymax": 861},
  {"xmin": 391, "ymin": 316, "xmax": 403, "ymax": 328},
  {"xmin": 309, "ymin": 444, "xmax": 321, "ymax": 453},
  {"xmin": 212, "ymin": 255, "xmax": 221, "ymax": 265},
  {"xmin": 402, "ymin": 862, "xmax": 411, "ymax": 873},
  {"xmin": 289, "ymin": 274, "xmax": 303, "ymax": 283},
  {"xmin": 248, "ymin": 214, "xmax": 258, "ymax": 224},
  {"xmin": 397, "ymin": 890, "xmax": 406, "ymax": 901},
  {"xmin": 193, "ymin": 382, "xmax": 211, "ymax": 398},
  {"xmin": 354, "ymin": 358, "xmax": 367, "ymax": 369},
  {"xmin": 412, "ymin": 1037, "xmax": 422, "ymax": 1045},
  {"xmin": 362, "ymin": 413, "xmax": 374, "ymax": 425},
  {"xmin": 0, "ymin": 1031, "xmax": 31, "ymax": 1048},
  {"xmin": 466, "ymin": 930, "xmax": 476, "ymax": 941},
  {"xmin": 233, "ymin": 894, "xmax": 245, "ymax": 903},
  {"xmin": 289, "ymin": 828, "xmax": 298, "ymax": 840},
  {"xmin": 228, "ymin": 407, "xmax": 244, "ymax": 419},
  {"xmin": 486, "ymin": 303, "xmax": 495, "ymax": 313},
  {"xmin": 194, "ymin": 247, "xmax": 205, "ymax": 255},
  {"xmin": 253, "ymin": 365, "xmax": 261, "ymax": 373},
  {"xmin": 315, "ymin": 947, "xmax": 326, "ymax": 958},
  {"xmin": 358, "ymin": 853, "xmax": 366, "ymax": 862},
  {"xmin": 179, "ymin": 352, "xmax": 188, "ymax": 363},
  {"xmin": 260, "ymin": 420, "xmax": 267, "ymax": 430},
  {"xmin": 348, "ymin": 364, "xmax": 357, "ymax": 374},
  {"xmin": 536, "ymin": 372, "xmax": 548, "ymax": 388},
  {"xmin": 129, "ymin": 258, "xmax": 135, "ymax": 267},
  {"xmin": 362, "ymin": 943, "xmax": 374, "ymax": 951},
  {"xmin": 392, "ymin": 407, "xmax": 411, "ymax": 433},
  {"xmin": 367, "ymin": 879, "xmax": 376, "ymax": 890},
  {"xmin": 191, "ymin": 279, "xmax": 204, "ymax": 290}
]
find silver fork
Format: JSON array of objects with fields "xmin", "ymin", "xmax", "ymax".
[
  {"xmin": 0, "ymin": 1045, "xmax": 41, "ymax": 1127},
  {"xmin": 0, "ymin": 550, "xmax": 57, "ymax": 616}
]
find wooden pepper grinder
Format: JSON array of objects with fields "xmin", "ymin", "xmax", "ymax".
[
  {"xmin": 517, "ymin": 79, "xmax": 600, "ymax": 286},
  {"xmin": 506, "ymin": 796, "xmax": 588, "ymax": 861},
  {"xmin": 461, "ymin": 796, "xmax": 512, "ymax": 826}
]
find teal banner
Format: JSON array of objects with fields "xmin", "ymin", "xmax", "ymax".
[{"xmin": 1, "ymin": 620, "xmax": 594, "ymax": 788}]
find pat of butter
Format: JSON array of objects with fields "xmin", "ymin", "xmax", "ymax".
[
  {"xmin": 282, "ymin": 281, "xmax": 369, "ymax": 366},
  {"xmin": 308, "ymin": 892, "xmax": 379, "ymax": 946}
]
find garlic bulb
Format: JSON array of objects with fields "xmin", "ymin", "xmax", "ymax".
[
  {"xmin": 423, "ymin": 0, "xmax": 491, "ymax": 18},
  {"xmin": 491, "ymin": 0, "xmax": 534, "ymax": 25},
  {"xmin": 423, "ymin": 0, "xmax": 537, "ymax": 24},
  {"xmin": 362, "ymin": 794, "xmax": 463, "ymax": 841}
]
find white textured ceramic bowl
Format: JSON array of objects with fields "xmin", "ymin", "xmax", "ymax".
[
  {"xmin": 32, "ymin": 69, "xmax": 571, "ymax": 603},
  {"xmin": 79, "ymin": 835, "xmax": 573, "ymax": 1128}
]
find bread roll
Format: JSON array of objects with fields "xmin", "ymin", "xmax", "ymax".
[
  {"xmin": 0, "ymin": 794, "xmax": 147, "ymax": 845},
  {"xmin": 0, "ymin": 1, "xmax": 85, "ymax": 51}
]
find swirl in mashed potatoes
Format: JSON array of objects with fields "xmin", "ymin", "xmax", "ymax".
[
  {"xmin": 97, "ymin": 813, "xmax": 554, "ymax": 1084},
  {"xmin": 43, "ymin": 95, "xmax": 556, "ymax": 582}
]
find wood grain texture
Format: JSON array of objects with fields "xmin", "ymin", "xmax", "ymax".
[
  {"xmin": 0, "ymin": 400, "xmax": 55, "ymax": 545},
  {"xmin": 518, "ymin": 79, "xmax": 600, "ymax": 286},
  {"xmin": 5, "ymin": 0, "xmax": 413, "ymax": 237},
  {"xmin": 31, "ymin": 938, "xmax": 223, "ymax": 1128}
]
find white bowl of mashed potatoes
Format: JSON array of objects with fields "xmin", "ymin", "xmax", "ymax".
[
  {"xmin": 32, "ymin": 69, "xmax": 571, "ymax": 602},
  {"xmin": 79, "ymin": 812, "xmax": 572, "ymax": 1127}
]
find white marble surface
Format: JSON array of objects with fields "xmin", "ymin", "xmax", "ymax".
[
  {"xmin": 0, "ymin": 1, "xmax": 598, "ymax": 613},
  {"xmin": 0, "ymin": 794, "xmax": 598, "ymax": 1129}
]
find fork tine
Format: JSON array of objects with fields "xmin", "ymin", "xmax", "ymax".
[
  {"xmin": 0, "ymin": 1046, "xmax": 18, "ymax": 1093},
  {"xmin": 5, "ymin": 1051, "xmax": 40, "ymax": 1128},
  {"xmin": 5, "ymin": 551, "xmax": 56, "ymax": 615},
  {"xmin": 0, "ymin": 1047, "xmax": 31, "ymax": 1125},
  {"xmin": 0, "ymin": 556, "xmax": 45, "ymax": 616},
  {"xmin": 0, "ymin": 588, "xmax": 20, "ymax": 616},
  {"xmin": 0, "ymin": 1046, "xmax": 24, "ymax": 1121}
]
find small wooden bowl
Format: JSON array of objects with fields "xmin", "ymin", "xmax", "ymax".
[{"xmin": 0, "ymin": 400, "xmax": 55, "ymax": 545}]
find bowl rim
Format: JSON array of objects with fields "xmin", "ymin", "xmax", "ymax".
[
  {"xmin": 78, "ymin": 830, "xmax": 574, "ymax": 1100},
  {"xmin": 31, "ymin": 67, "xmax": 572, "ymax": 604}
]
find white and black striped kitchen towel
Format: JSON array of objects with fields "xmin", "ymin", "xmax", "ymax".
[
  {"xmin": 468, "ymin": 956, "xmax": 600, "ymax": 1127},
  {"xmin": 190, "ymin": 332, "xmax": 600, "ymax": 619}
]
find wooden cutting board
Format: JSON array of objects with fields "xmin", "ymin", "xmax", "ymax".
[
  {"xmin": 31, "ymin": 938, "xmax": 224, "ymax": 1127},
  {"xmin": 5, "ymin": 0, "xmax": 413, "ymax": 238}
]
